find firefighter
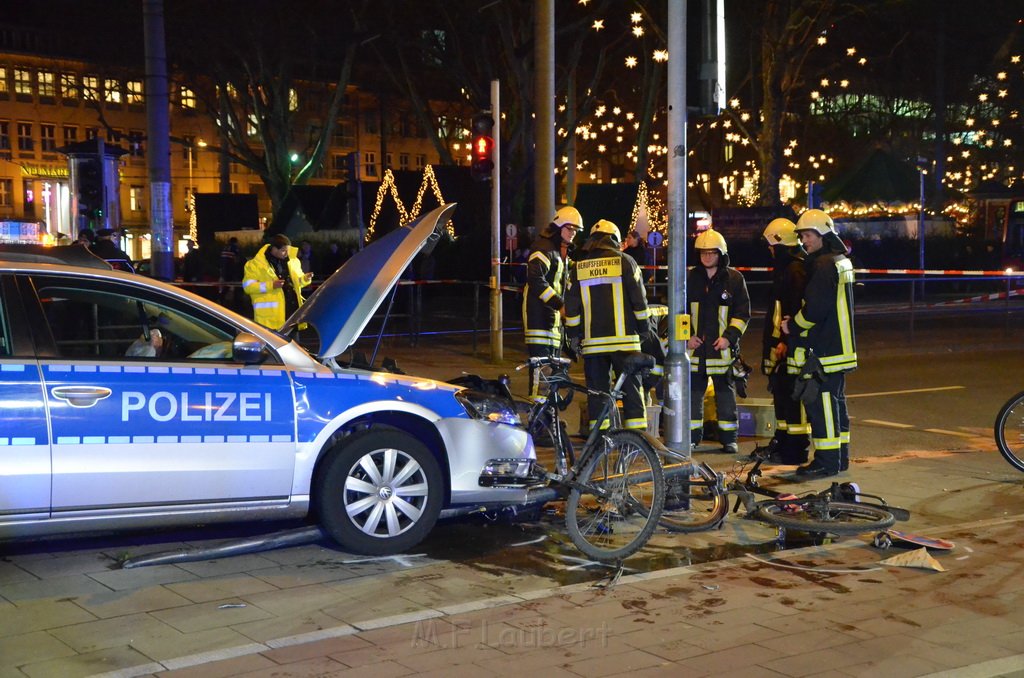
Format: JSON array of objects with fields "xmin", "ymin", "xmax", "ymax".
[
  {"xmin": 243, "ymin": 234, "xmax": 312, "ymax": 329},
  {"xmin": 522, "ymin": 206, "xmax": 582, "ymax": 402},
  {"xmin": 783, "ymin": 209, "xmax": 857, "ymax": 478},
  {"xmin": 564, "ymin": 219, "xmax": 651, "ymax": 431},
  {"xmin": 755, "ymin": 217, "xmax": 810, "ymax": 464},
  {"xmin": 687, "ymin": 229, "xmax": 751, "ymax": 453}
]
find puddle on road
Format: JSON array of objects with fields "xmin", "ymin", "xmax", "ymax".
[{"xmin": 422, "ymin": 510, "xmax": 832, "ymax": 587}]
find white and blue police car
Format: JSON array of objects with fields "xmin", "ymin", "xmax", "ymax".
[{"xmin": 0, "ymin": 204, "xmax": 542, "ymax": 555}]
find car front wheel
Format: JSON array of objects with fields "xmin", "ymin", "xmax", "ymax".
[{"xmin": 317, "ymin": 430, "xmax": 443, "ymax": 555}]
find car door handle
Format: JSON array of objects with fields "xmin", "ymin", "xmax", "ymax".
[{"xmin": 50, "ymin": 386, "xmax": 113, "ymax": 408}]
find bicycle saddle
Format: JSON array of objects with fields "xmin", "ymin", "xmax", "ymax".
[{"xmin": 624, "ymin": 352, "xmax": 656, "ymax": 374}]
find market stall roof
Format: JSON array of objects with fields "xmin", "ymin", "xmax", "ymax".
[{"xmin": 822, "ymin": 148, "xmax": 920, "ymax": 204}]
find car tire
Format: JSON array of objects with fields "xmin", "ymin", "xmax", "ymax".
[{"xmin": 317, "ymin": 429, "xmax": 443, "ymax": 555}]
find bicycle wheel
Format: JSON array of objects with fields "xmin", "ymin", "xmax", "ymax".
[
  {"xmin": 754, "ymin": 499, "xmax": 894, "ymax": 536},
  {"xmin": 529, "ymin": 409, "xmax": 575, "ymax": 474},
  {"xmin": 565, "ymin": 430, "xmax": 665, "ymax": 562},
  {"xmin": 995, "ymin": 391, "xmax": 1024, "ymax": 473},
  {"xmin": 659, "ymin": 461, "xmax": 729, "ymax": 533}
]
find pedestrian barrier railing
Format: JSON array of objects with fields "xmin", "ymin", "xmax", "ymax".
[{"xmin": 172, "ymin": 268, "xmax": 1024, "ymax": 353}]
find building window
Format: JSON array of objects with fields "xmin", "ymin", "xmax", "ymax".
[
  {"xmin": 0, "ymin": 179, "xmax": 11, "ymax": 206},
  {"xmin": 364, "ymin": 111, "xmax": 379, "ymax": 135},
  {"xmin": 40, "ymin": 124, "xmax": 55, "ymax": 152},
  {"xmin": 126, "ymin": 80, "xmax": 142, "ymax": 104},
  {"xmin": 399, "ymin": 153, "xmax": 409, "ymax": 170},
  {"xmin": 0, "ymin": 122, "xmax": 9, "ymax": 150},
  {"xmin": 104, "ymin": 79, "xmax": 121, "ymax": 104},
  {"xmin": 0, "ymin": 67, "xmax": 7, "ymax": 95},
  {"xmin": 60, "ymin": 73, "xmax": 78, "ymax": 99},
  {"xmin": 17, "ymin": 122, "xmax": 33, "ymax": 152},
  {"xmin": 385, "ymin": 153, "xmax": 393, "ymax": 170},
  {"xmin": 363, "ymin": 151, "xmax": 378, "ymax": 177},
  {"xmin": 416, "ymin": 154, "xmax": 426, "ymax": 170},
  {"xmin": 85, "ymin": 127, "xmax": 98, "ymax": 140},
  {"xmin": 247, "ymin": 114, "xmax": 258, "ymax": 137},
  {"xmin": 82, "ymin": 76, "xmax": 99, "ymax": 101},
  {"xmin": 63, "ymin": 125, "xmax": 78, "ymax": 144},
  {"xmin": 13, "ymin": 69, "xmax": 31, "ymax": 96},
  {"xmin": 38, "ymin": 71, "xmax": 55, "ymax": 98},
  {"xmin": 183, "ymin": 136, "xmax": 197, "ymax": 167},
  {"xmin": 130, "ymin": 186, "xmax": 145, "ymax": 212},
  {"xmin": 180, "ymin": 86, "xmax": 196, "ymax": 109},
  {"xmin": 128, "ymin": 129, "xmax": 144, "ymax": 156},
  {"xmin": 23, "ymin": 180, "xmax": 34, "ymax": 216},
  {"xmin": 288, "ymin": 88, "xmax": 299, "ymax": 111}
]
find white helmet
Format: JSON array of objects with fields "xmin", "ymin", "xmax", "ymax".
[
  {"xmin": 795, "ymin": 209, "xmax": 835, "ymax": 235},
  {"xmin": 694, "ymin": 229, "xmax": 727, "ymax": 255},
  {"xmin": 763, "ymin": 218, "xmax": 799, "ymax": 247}
]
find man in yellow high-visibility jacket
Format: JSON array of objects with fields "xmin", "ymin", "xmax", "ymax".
[{"xmin": 243, "ymin": 234, "xmax": 312, "ymax": 329}]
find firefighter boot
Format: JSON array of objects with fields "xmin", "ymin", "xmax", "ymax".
[
  {"xmin": 840, "ymin": 443, "xmax": 850, "ymax": 472},
  {"xmin": 780, "ymin": 433, "xmax": 810, "ymax": 465},
  {"xmin": 795, "ymin": 450, "xmax": 840, "ymax": 478}
]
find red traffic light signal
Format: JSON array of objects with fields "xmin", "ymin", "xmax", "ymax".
[{"xmin": 471, "ymin": 113, "xmax": 495, "ymax": 181}]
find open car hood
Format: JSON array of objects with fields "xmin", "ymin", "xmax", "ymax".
[{"xmin": 284, "ymin": 203, "xmax": 455, "ymax": 360}]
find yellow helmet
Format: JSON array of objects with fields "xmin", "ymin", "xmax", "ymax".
[
  {"xmin": 590, "ymin": 219, "xmax": 620, "ymax": 243},
  {"xmin": 694, "ymin": 229, "xmax": 727, "ymax": 255},
  {"xmin": 763, "ymin": 218, "xmax": 799, "ymax": 247},
  {"xmin": 795, "ymin": 209, "xmax": 835, "ymax": 235},
  {"xmin": 552, "ymin": 206, "xmax": 583, "ymax": 230}
]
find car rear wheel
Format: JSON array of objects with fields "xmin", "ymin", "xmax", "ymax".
[{"xmin": 317, "ymin": 430, "xmax": 443, "ymax": 555}]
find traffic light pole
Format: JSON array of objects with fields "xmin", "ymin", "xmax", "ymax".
[{"xmin": 489, "ymin": 79, "xmax": 503, "ymax": 363}]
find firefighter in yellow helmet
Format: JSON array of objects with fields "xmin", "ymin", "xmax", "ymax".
[
  {"xmin": 754, "ymin": 217, "xmax": 810, "ymax": 464},
  {"xmin": 687, "ymin": 228, "xmax": 751, "ymax": 453},
  {"xmin": 782, "ymin": 208, "xmax": 857, "ymax": 479},
  {"xmin": 564, "ymin": 219, "xmax": 651, "ymax": 431},
  {"xmin": 522, "ymin": 206, "xmax": 582, "ymax": 402}
]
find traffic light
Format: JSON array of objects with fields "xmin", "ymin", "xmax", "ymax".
[
  {"xmin": 76, "ymin": 155, "xmax": 104, "ymax": 223},
  {"xmin": 470, "ymin": 113, "xmax": 495, "ymax": 181}
]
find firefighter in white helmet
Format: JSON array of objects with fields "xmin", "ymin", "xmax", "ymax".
[
  {"xmin": 564, "ymin": 219, "xmax": 651, "ymax": 431},
  {"xmin": 687, "ymin": 228, "xmax": 751, "ymax": 453},
  {"xmin": 523, "ymin": 206, "xmax": 581, "ymax": 402},
  {"xmin": 754, "ymin": 217, "xmax": 810, "ymax": 465},
  {"xmin": 783, "ymin": 209, "xmax": 857, "ymax": 479}
]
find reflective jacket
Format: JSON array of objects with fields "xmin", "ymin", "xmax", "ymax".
[
  {"xmin": 687, "ymin": 265, "xmax": 751, "ymax": 374},
  {"xmin": 564, "ymin": 237, "xmax": 649, "ymax": 355},
  {"xmin": 761, "ymin": 246, "xmax": 806, "ymax": 373},
  {"xmin": 242, "ymin": 244, "xmax": 309, "ymax": 329},
  {"xmin": 788, "ymin": 245, "xmax": 857, "ymax": 375},
  {"xmin": 522, "ymin": 233, "xmax": 567, "ymax": 349}
]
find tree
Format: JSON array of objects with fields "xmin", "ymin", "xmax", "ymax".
[{"xmin": 165, "ymin": 0, "xmax": 369, "ymax": 225}]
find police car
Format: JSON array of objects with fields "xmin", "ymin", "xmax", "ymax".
[{"xmin": 0, "ymin": 204, "xmax": 541, "ymax": 555}]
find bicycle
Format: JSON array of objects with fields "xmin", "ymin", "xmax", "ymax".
[
  {"xmin": 995, "ymin": 391, "xmax": 1024, "ymax": 472},
  {"xmin": 518, "ymin": 353, "xmax": 666, "ymax": 562},
  {"xmin": 656, "ymin": 446, "xmax": 907, "ymax": 537}
]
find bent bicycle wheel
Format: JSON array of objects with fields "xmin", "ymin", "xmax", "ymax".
[
  {"xmin": 755, "ymin": 500, "xmax": 894, "ymax": 535},
  {"xmin": 529, "ymin": 409, "xmax": 574, "ymax": 474},
  {"xmin": 659, "ymin": 461, "xmax": 728, "ymax": 533},
  {"xmin": 565, "ymin": 430, "xmax": 665, "ymax": 562},
  {"xmin": 995, "ymin": 391, "xmax": 1024, "ymax": 473}
]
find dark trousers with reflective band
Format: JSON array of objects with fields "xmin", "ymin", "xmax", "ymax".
[
  {"xmin": 527, "ymin": 343, "xmax": 558, "ymax": 404},
  {"xmin": 583, "ymin": 352, "xmax": 646, "ymax": 431},
  {"xmin": 690, "ymin": 372, "xmax": 738, "ymax": 446},
  {"xmin": 771, "ymin": 370, "xmax": 810, "ymax": 463},
  {"xmin": 805, "ymin": 372, "xmax": 849, "ymax": 473}
]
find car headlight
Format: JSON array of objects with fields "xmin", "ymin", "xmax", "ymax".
[{"xmin": 455, "ymin": 389, "xmax": 520, "ymax": 426}]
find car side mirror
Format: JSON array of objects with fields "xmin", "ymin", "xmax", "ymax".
[{"xmin": 233, "ymin": 332, "xmax": 268, "ymax": 364}]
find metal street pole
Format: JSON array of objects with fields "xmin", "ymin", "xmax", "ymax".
[
  {"xmin": 664, "ymin": 0, "xmax": 691, "ymax": 456},
  {"xmin": 143, "ymin": 0, "xmax": 173, "ymax": 281},
  {"xmin": 534, "ymin": 0, "xmax": 555, "ymax": 229},
  {"xmin": 490, "ymin": 79, "xmax": 503, "ymax": 363}
]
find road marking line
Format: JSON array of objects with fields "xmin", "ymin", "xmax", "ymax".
[
  {"xmin": 923, "ymin": 428, "xmax": 977, "ymax": 438},
  {"xmin": 848, "ymin": 385, "xmax": 965, "ymax": 398},
  {"xmin": 862, "ymin": 419, "xmax": 915, "ymax": 429}
]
